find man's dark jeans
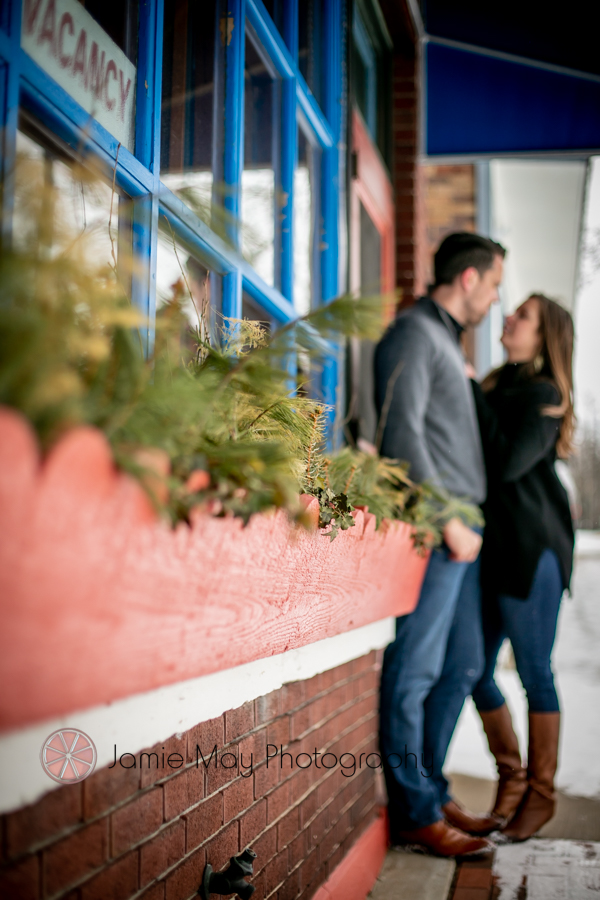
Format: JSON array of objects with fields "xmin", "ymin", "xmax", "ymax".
[{"xmin": 379, "ymin": 539, "xmax": 484, "ymax": 836}]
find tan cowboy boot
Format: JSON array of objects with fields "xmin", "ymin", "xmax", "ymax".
[
  {"xmin": 501, "ymin": 711, "xmax": 560, "ymax": 841},
  {"xmin": 479, "ymin": 704, "xmax": 528, "ymax": 827}
]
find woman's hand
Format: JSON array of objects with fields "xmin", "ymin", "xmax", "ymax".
[{"xmin": 443, "ymin": 517, "xmax": 482, "ymax": 562}]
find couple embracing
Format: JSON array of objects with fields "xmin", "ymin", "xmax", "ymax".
[{"xmin": 375, "ymin": 233, "xmax": 575, "ymax": 856}]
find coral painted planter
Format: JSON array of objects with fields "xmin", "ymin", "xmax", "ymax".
[{"xmin": 0, "ymin": 408, "xmax": 428, "ymax": 731}]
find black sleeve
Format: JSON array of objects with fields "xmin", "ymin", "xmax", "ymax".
[{"xmin": 471, "ymin": 379, "xmax": 561, "ymax": 483}]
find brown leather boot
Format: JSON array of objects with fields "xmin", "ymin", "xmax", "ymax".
[
  {"xmin": 395, "ymin": 819, "xmax": 495, "ymax": 857},
  {"xmin": 442, "ymin": 799, "xmax": 500, "ymax": 837},
  {"xmin": 479, "ymin": 704, "xmax": 528, "ymax": 825},
  {"xmin": 501, "ymin": 711, "xmax": 560, "ymax": 842}
]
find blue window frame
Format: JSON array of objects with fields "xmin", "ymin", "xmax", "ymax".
[{"xmin": 0, "ymin": 0, "xmax": 345, "ymax": 432}]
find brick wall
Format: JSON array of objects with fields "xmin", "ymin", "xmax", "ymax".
[
  {"xmin": 391, "ymin": 53, "xmax": 425, "ymax": 306},
  {"xmin": 0, "ymin": 651, "xmax": 383, "ymax": 900},
  {"xmin": 422, "ymin": 164, "xmax": 477, "ymax": 285}
]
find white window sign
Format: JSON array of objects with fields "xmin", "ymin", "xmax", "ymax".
[{"xmin": 22, "ymin": 0, "xmax": 137, "ymax": 152}]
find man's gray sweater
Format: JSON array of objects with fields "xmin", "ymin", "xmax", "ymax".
[{"xmin": 374, "ymin": 297, "xmax": 486, "ymax": 506}]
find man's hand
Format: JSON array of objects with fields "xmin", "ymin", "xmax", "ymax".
[{"xmin": 442, "ymin": 517, "xmax": 482, "ymax": 562}]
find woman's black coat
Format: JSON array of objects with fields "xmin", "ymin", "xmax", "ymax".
[{"xmin": 471, "ymin": 364, "xmax": 574, "ymax": 600}]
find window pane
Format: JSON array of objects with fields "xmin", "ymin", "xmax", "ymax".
[
  {"xmin": 156, "ymin": 224, "xmax": 217, "ymax": 343},
  {"xmin": 21, "ymin": 0, "xmax": 138, "ymax": 151},
  {"xmin": 80, "ymin": 0, "xmax": 139, "ymax": 63},
  {"xmin": 294, "ymin": 127, "xmax": 320, "ymax": 315},
  {"xmin": 13, "ymin": 127, "xmax": 122, "ymax": 274},
  {"xmin": 160, "ymin": 0, "xmax": 215, "ymax": 222},
  {"xmin": 242, "ymin": 33, "xmax": 277, "ymax": 287}
]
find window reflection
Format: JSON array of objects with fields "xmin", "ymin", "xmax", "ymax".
[
  {"xmin": 13, "ymin": 127, "xmax": 121, "ymax": 275},
  {"xmin": 299, "ymin": 0, "xmax": 320, "ymax": 103},
  {"xmin": 242, "ymin": 34, "xmax": 277, "ymax": 286},
  {"xmin": 161, "ymin": 0, "xmax": 215, "ymax": 223},
  {"xmin": 294, "ymin": 128, "xmax": 320, "ymax": 315},
  {"xmin": 156, "ymin": 224, "xmax": 216, "ymax": 346}
]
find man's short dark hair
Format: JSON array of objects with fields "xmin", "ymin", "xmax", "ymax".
[{"xmin": 433, "ymin": 233, "xmax": 506, "ymax": 288}]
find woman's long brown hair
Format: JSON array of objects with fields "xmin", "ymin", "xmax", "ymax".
[{"xmin": 481, "ymin": 294, "xmax": 575, "ymax": 458}]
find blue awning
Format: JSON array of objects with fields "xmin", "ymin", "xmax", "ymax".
[
  {"xmin": 422, "ymin": 0, "xmax": 600, "ymax": 157},
  {"xmin": 426, "ymin": 42, "xmax": 600, "ymax": 156}
]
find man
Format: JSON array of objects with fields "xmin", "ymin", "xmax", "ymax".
[{"xmin": 375, "ymin": 232, "xmax": 506, "ymax": 856}]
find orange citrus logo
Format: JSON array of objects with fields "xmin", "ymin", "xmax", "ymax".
[{"xmin": 40, "ymin": 729, "xmax": 97, "ymax": 784}]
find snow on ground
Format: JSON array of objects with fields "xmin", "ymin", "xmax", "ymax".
[{"xmin": 446, "ymin": 531, "xmax": 600, "ymax": 799}]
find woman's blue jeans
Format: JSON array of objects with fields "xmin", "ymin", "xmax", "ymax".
[
  {"xmin": 379, "ymin": 538, "xmax": 484, "ymax": 834},
  {"xmin": 472, "ymin": 549, "xmax": 563, "ymax": 714}
]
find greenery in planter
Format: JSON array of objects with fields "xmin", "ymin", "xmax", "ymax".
[{"xmin": 0, "ymin": 151, "xmax": 480, "ymax": 546}]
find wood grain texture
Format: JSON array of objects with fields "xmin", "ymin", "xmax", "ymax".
[{"xmin": 0, "ymin": 408, "xmax": 428, "ymax": 730}]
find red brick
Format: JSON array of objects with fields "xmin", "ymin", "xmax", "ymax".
[
  {"xmin": 163, "ymin": 767, "xmax": 204, "ymax": 819},
  {"xmin": 255, "ymin": 691, "xmax": 281, "ymax": 726},
  {"xmin": 457, "ymin": 867, "xmax": 494, "ymax": 888},
  {"xmin": 205, "ymin": 746, "xmax": 240, "ymax": 795},
  {"xmin": 299, "ymin": 789, "xmax": 320, "ymax": 829},
  {"xmin": 140, "ymin": 820, "xmax": 185, "ymax": 886},
  {"xmin": 187, "ymin": 716, "xmax": 224, "ymax": 765},
  {"xmin": 266, "ymin": 715, "xmax": 290, "ymax": 750},
  {"xmin": 304, "ymin": 673, "xmax": 321, "ymax": 698},
  {"xmin": 224, "ymin": 777, "xmax": 254, "ymax": 823},
  {"xmin": 203, "ymin": 821, "xmax": 239, "ymax": 873},
  {"xmin": 452, "ymin": 890, "xmax": 491, "ymax": 900},
  {"xmin": 186, "ymin": 793, "xmax": 223, "ymax": 851},
  {"xmin": 306, "ymin": 809, "xmax": 328, "ymax": 850},
  {"xmin": 254, "ymin": 761, "xmax": 280, "ymax": 799},
  {"xmin": 289, "ymin": 766, "xmax": 312, "ymax": 804},
  {"xmin": 278, "ymin": 868, "xmax": 300, "ymax": 900},
  {"xmin": 225, "ymin": 703, "xmax": 254, "ymax": 743},
  {"xmin": 250, "ymin": 824, "xmax": 277, "ymax": 870},
  {"xmin": 140, "ymin": 735, "xmax": 187, "ymax": 788},
  {"xmin": 266, "ymin": 781, "xmax": 290, "ymax": 825},
  {"xmin": 80, "ymin": 852, "xmax": 139, "ymax": 900},
  {"xmin": 277, "ymin": 808, "xmax": 299, "ymax": 850},
  {"xmin": 165, "ymin": 847, "xmax": 206, "ymax": 900},
  {"xmin": 299, "ymin": 847, "xmax": 320, "ymax": 890},
  {"xmin": 238, "ymin": 729, "xmax": 267, "ymax": 768},
  {"xmin": 111, "ymin": 788, "xmax": 163, "ymax": 855},
  {"xmin": 83, "ymin": 762, "xmax": 140, "ymax": 819},
  {"xmin": 262, "ymin": 851, "xmax": 288, "ymax": 894},
  {"xmin": 6, "ymin": 785, "xmax": 82, "ymax": 857},
  {"xmin": 240, "ymin": 799, "xmax": 267, "ymax": 847},
  {"xmin": 281, "ymin": 682, "xmax": 305, "ymax": 712},
  {"xmin": 288, "ymin": 830, "xmax": 307, "ymax": 870},
  {"xmin": 43, "ymin": 819, "xmax": 108, "ymax": 896},
  {"xmin": 0, "ymin": 854, "xmax": 40, "ymax": 899},
  {"xmin": 138, "ymin": 883, "xmax": 165, "ymax": 900},
  {"xmin": 327, "ymin": 842, "xmax": 345, "ymax": 876},
  {"xmin": 289, "ymin": 706, "xmax": 312, "ymax": 741}
]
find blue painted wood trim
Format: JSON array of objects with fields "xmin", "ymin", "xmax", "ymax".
[
  {"xmin": 220, "ymin": 0, "xmax": 245, "ymax": 320},
  {"xmin": 279, "ymin": 0, "xmax": 298, "ymax": 304},
  {"xmin": 320, "ymin": 0, "xmax": 343, "ymax": 440},
  {"xmin": 0, "ymin": 0, "xmax": 21, "ymax": 246},
  {"xmin": 132, "ymin": 0, "xmax": 164, "ymax": 354},
  {"xmin": 246, "ymin": 0, "xmax": 334, "ymax": 149},
  {"xmin": 160, "ymin": 187, "xmax": 296, "ymax": 324}
]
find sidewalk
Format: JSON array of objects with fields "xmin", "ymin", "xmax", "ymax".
[{"xmin": 368, "ymin": 531, "xmax": 600, "ymax": 900}]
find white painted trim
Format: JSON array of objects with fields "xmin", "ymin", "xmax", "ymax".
[{"xmin": 0, "ymin": 618, "xmax": 394, "ymax": 814}]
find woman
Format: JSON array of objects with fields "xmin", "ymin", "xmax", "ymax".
[{"xmin": 470, "ymin": 293, "xmax": 575, "ymax": 842}]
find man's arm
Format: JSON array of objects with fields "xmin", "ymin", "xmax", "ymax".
[
  {"xmin": 375, "ymin": 318, "xmax": 439, "ymax": 483},
  {"xmin": 375, "ymin": 319, "xmax": 482, "ymax": 562}
]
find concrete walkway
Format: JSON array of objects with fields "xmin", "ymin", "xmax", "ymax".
[{"xmin": 368, "ymin": 848, "xmax": 455, "ymax": 900}]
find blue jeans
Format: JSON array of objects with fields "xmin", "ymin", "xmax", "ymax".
[
  {"xmin": 379, "ymin": 539, "xmax": 484, "ymax": 834},
  {"xmin": 472, "ymin": 549, "xmax": 563, "ymax": 714}
]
